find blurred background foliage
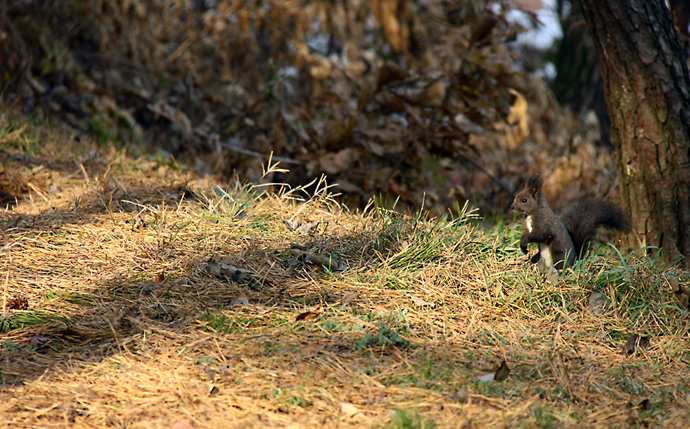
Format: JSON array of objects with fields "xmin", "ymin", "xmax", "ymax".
[{"xmin": 0, "ymin": 0, "xmax": 658, "ymax": 214}]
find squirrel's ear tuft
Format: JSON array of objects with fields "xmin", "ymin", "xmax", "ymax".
[{"xmin": 526, "ymin": 174, "xmax": 543, "ymax": 196}]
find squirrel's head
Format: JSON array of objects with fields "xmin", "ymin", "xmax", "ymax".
[{"xmin": 511, "ymin": 174, "xmax": 542, "ymax": 215}]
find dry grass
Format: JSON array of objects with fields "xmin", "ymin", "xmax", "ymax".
[{"xmin": 1, "ymin": 114, "xmax": 689, "ymax": 428}]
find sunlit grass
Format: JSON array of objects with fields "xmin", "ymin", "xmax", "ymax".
[{"xmin": 0, "ymin": 112, "xmax": 688, "ymax": 427}]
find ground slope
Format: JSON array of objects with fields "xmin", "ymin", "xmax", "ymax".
[{"xmin": 0, "ymin": 115, "xmax": 689, "ymax": 428}]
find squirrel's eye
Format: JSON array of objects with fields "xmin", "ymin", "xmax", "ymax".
[{"xmin": 521, "ymin": 199, "xmax": 527, "ymax": 203}]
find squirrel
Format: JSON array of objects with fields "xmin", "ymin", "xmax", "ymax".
[{"xmin": 511, "ymin": 174, "xmax": 631, "ymax": 271}]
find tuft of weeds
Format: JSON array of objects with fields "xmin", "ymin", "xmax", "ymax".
[
  {"xmin": 0, "ymin": 113, "xmax": 40, "ymax": 154},
  {"xmin": 270, "ymin": 387, "xmax": 314, "ymax": 410},
  {"xmin": 529, "ymin": 403, "xmax": 558, "ymax": 429},
  {"xmin": 382, "ymin": 231, "xmax": 445, "ymax": 270},
  {"xmin": 383, "ymin": 352, "xmax": 455, "ymax": 390},
  {"xmin": 587, "ymin": 248, "xmax": 687, "ymax": 332},
  {"xmin": 385, "ymin": 408, "xmax": 438, "ymax": 429},
  {"xmin": 374, "ymin": 201, "xmax": 478, "ymax": 271},
  {"xmin": 192, "ymin": 182, "xmax": 262, "ymax": 223},
  {"xmin": 357, "ymin": 321, "xmax": 414, "ymax": 351},
  {"xmin": 0, "ymin": 312, "xmax": 70, "ymax": 334},
  {"xmin": 198, "ymin": 311, "xmax": 253, "ymax": 334}
]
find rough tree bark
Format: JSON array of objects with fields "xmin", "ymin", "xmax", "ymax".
[{"xmin": 578, "ymin": 0, "xmax": 690, "ymax": 266}]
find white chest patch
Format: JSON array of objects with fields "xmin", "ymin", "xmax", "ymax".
[
  {"xmin": 525, "ymin": 216, "xmax": 533, "ymax": 233},
  {"xmin": 540, "ymin": 244, "xmax": 554, "ymax": 268}
]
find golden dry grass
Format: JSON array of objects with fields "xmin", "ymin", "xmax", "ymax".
[{"xmin": 1, "ymin": 115, "xmax": 689, "ymax": 428}]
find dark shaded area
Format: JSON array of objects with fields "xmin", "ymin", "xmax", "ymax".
[
  {"xmin": 0, "ymin": 0, "xmax": 567, "ymax": 214},
  {"xmin": 0, "ymin": 188, "xmax": 327, "ymax": 386},
  {"xmin": 551, "ymin": 0, "xmax": 610, "ymax": 147}
]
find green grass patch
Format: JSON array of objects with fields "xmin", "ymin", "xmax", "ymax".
[{"xmin": 0, "ymin": 311, "xmax": 70, "ymax": 334}]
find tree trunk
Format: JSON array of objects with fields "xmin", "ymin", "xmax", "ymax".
[{"xmin": 578, "ymin": 0, "xmax": 690, "ymax": 266}]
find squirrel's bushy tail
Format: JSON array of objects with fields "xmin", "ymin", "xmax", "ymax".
[{"xmin": 563, "ymin": 200, "xmax": 632, "ymax": 259}]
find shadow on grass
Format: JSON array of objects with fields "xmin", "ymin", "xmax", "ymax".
[{"xmin": 0, "ymin": 182, "xmax": 414, "ymax": 388}]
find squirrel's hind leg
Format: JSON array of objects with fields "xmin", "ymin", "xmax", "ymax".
[{"xmin": 530, "ymin": 252, "xmax": 541, "ymax": 264}]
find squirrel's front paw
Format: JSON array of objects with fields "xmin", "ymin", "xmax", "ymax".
[{"xmin": 519, "ymin": 237, "xmax": 529, "ymax": 254}]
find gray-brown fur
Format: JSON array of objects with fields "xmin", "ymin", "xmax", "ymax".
[
  {"xmin": 563, "ymin": 199, "xmax": 632, "ymax": 259},
  {"xmin": 511, "ymin": 174, "xmax": 631, "ymax": 270},
  {"xmin": 511, "ymin": 174, "xmax": 575, "ymax": 270}
]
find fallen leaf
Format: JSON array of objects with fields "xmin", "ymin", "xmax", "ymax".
[
  {"xmin": 30, "ymin": 335, "xmax": 51, "ymax": 347},
  {"xmin": 207, "ymin": 259, "xmax": 255, "ymax": 281},
  {"xmin": 340, "ymin": 292, "xmax": 358, "ymax": 304},
  {"xmin": 309, "ymin": 56, "xmax": 332, "ymax": 80},
  {"xmin": 231, "ymin": 297, "xmax": 249, "ymax": 306},
  {"xmin": 669, "ymin": 276, "xmax": 690, "ymax": 309},
  {"xmin": 634, "ymin": 398, "xmax": 650, "ymax": 411},
  {"xmin": 318, "ymin": 149, "xmax": 352, "ymax": 175},
  {"xmin": 282, "ymin": 219, "xmax": 302, "ymax": 231},
  {"xmin": 410, "ymin": 296, "xmax": 435, "ymax": 307},
  {"xmin": 451, "ymin": 387, "xmax": 469, "ymax": 403},
  {"xmin": 286, "ymin": 257, "xmax": 302, "ymax": 266},
  {"xmin": 287, "ymin": 248, "xmax": 345, "ymax": 271},
  {"xmin": 589, "ymin": 291, "xmax": 607, "ymax": 314},
  {"xmin": 340, "ymin": 402, "xmax": 362, "ymax": 418},
  {"xmin": 477, "ymin": 373, "xmax": 495, "ymax": 382},
  {"xmin": 360, "ymin": 127, "xmax": 404, "ymax": 143},
  {"xmin": 624, "ymin": 334, "xmax": 651, "ymax": 356},
  {"xmin": 382, "ymin": 0, "xmax": 403, "ymax": 52},
  {"xmin": 544, "ymin": 266, "xmax": 559, "ymax": 283},
  {"xmin": 494, "ymin": 359, "xmax": 511, "ymax": 382},
  {"xmin": 305, "ymin": 252, "xmax": 334, "ymax": 267},
  {"xmin": 296, "ymin": 311, "xmax": 320, "ymax": 321},
  {"xmin": 206, "ymin": 258, "xmax": 266, "ymax": 290},
  {"xmin": 295, "ymin": 221, "xmax": 319, "ymax": 234},
  {"xmin": 506, "ymin": 88, "xmax": 530, "ymax": 148},
  {"xmin": 334, "ymin": 179, "xmax": 362, "ymax": 193},
  {"xmin": 202, "ymin": 365, "xmax": 216, "ymax": 381}
]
